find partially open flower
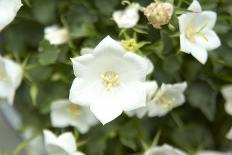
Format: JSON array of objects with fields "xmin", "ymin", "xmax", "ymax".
[{"xmin": 144, "ymin": 1, "xmax": 173, "ymax": 29}]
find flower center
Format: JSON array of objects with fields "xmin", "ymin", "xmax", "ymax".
[
  {"xmin": 156, "ymin": 94, "xmax": 176, "ymax": 109},
  {"xmin": 185, "ymin": 22, "xmax": 208, "ymax": 43},
  {"xmin": 67, "ymin": 103, "xmax": 81, "ymax": 118},
  {"xmin": 121, "ymin": 39, "xmax": 138, "ymax": 52},
  {"xmin": 101, "ymin": 71, "xmax": 119, "ymax": 91}
]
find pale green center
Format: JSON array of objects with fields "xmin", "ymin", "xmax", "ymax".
[
  {"xmin": 67, "ymin": 103, "xmax": 81, "ymax": 118},
  {"xmin": 0, "ymin": 67, "xmax": 7, "ymax": 81},
  {"xmin": 156, "ymin": 94, "xmax": 176, "ymax": 109},
  {"xmin": 185, "ymin": 22, "xmax": 209, "ymax": 43},
  {"xmin": 121, "ymin": 39, "xmax": 138, "ymax": 52},
  {"xmin": 101, "ymin": 71, "xmax": 119, "ymax": 91}
]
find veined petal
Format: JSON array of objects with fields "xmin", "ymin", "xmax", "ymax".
[
  {"xmin": 188, "ymin": 0, "xmax": 202, "ymax": 12},
  {"xmin": 195, "ymin": 11, "xmax": 217, "ymax": 30},
  {"xmin": 180, "ymin": 35, "xmax": 208, "ymax": 64},
  {"xmin": 0, "ymin": 0, "xmax": 22, "ymax": 31},
  {"xmin": 196, "ymin": 30, "xmax": 221, "ymax": 51},
  {"xmin": 90, "ymin": 92, "xmax": 123, "ymax": 125}
]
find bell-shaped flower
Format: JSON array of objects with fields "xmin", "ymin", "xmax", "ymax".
[
  {"xmin": 0, "ymin": 56, "xmax": 23, "ymax": 105},
  {"xmin": 69, "ymin": 36, "xmax": 157, "ymax": 124},
  {"xmin": 113, "ymin": 3, "xmax": 141, "ymax": 29},
  {"xmin": 196, "ymin": 151, "xmax": 231, "ymax": 155},
  {"xmin": 50, "ymin": 99, "xmax": 98, "ymax": 134},
  {"xmin": 43, "ymin": 130, "xmax": 85, "ymax": 155},
  {"xmin": 221, "ymin": 85, "xmax": 232, "ymax": 116},
  {"xmin": 0, "ymin": 0, "xmax": 22, "ymax": 31},
  {"xmin": 178, "ymin": 0, "xmax": 221, "ymax": 64},
  {"xmin": 144, "ymin": 144, "xmax": 187, "ymax": 155},
  {"xmin": 44, "ymin": 25, "xmax": 69, "ymax": 45}
]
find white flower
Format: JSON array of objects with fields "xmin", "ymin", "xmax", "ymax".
[
  {"xmin": 221, "ymin": 85, "xmax": 232, "ymax": 116},
  {"xmin": 126, "ymin": 82, "xmax": 187, "ymax": 118},
  {"xmin": 144, "ymin": 144, "xmax": 187, "ymax": 155},
  {"xmin": 178, "ymin": 0, "xmax": 221, "ymax": 64},
  {"xmin": 0, "ymin": 0, "xmax": 22, "ymax": 31},
  {"xmin": 196, "ymin": 151, "xmax": 231, "ymax": 155},
  {"xmin": 50, "ymin": 99, "xmax": 98, "ymax": 134},
  {"xmin": 44, "ymin": 25, "xmax": 69, "ymax": 45},
  {"xmin": 43, "ymin": 130, "xmax": 85, "ymax": 155},
  {"xmin": 226, "ymin": 127, "xmax": 232, "ymax": 140},
  {"xmin": 113, "ymin": 3, "xmax": 141, "ymax": 29},
  {"xmin": 69, "ymin": 36, "xmax": 157, "ymax": 124},
  {"xmin": 0, "ymin": 56, "xmax": 23, "ymax": 105}
]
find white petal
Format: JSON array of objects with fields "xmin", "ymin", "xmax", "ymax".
[
  {"xmin": 180, "ymin": 35, "xmax": 208, "ymax": 64},
  {"xmin": 80, "ymin": 48, "xmax": 94, "ymax": 55},
  {"xmin": 4, "ymin": 58, "xmax": 23, "ymax": 89},
  {"xmin": 188, "ymin": 0, "xmax": 202, "ymax": 12},
  {"xmin": 226, "ymin": 127, "xmax": 232, "ymax": 140},
  {"xmin": 221, "ymin": 85, "xmax": 232, "ymax": 101},
  {"xmin": 144, "ymin": 57, "xmax": 154, "ymax": 75},
  {"xmin": 43, "ymin": 130, "xmax": 57, "ymax": 145},
  {"xmin": 197, "ymin": 151, "xmax": 231, "ymax": 155},
  {"xmin": 90, "ymin": 92, "xmax": 123, "ymax": 125},
  {"xmin": 0, "ymin": 0, "xmax": 22, "ymax": 31},
  {"xmin": 178, "ymin": 14, "xmax": 195, "ymax": 34},
  {"xmin": 195, "ymin": 11, "xmax": 217, "ymax": 30},
  {"xmin": 0, "ymin": 81, "xmax": 13, "ymax": 100},
  {"xmin": 144, "ymin": 81, "xmax": 158, "ymax": 94},
  {"xmin": 225, "ymin": 102, "xmax": 232, "ymax": 116},
  {"xmin": 56, "ymin": 132, "xmax": 76, "ymax": 154},
  {"xmin": 125, "ymin": 107, "xmax": 147, "ymax": 119},
  {"xmin": 50, "ymin": 99, "xmax": 71, "ymax": 128},
  {"xmin": 144, "ymin": 144, "xmax": 187, "ymax": 155}
]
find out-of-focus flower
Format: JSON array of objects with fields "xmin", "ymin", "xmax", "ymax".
[
  {"xmin": 113, "ymin": 3, "xmax": 141, "ymax": 29},
  {"xmin": 144, "ymin": 144, "xmax": 187, "ymax": 155},
  {"xmin": 43, "ymin": 130, "xmax": 85, "ymax": 155},
  {"xmin": 0, "ymin": 0, "xmax": 22, "ymax": 31},
  {"xmin": 50, "ymin": 99, "xmax": 98, "ymax": 134},
  {"xmin": 196, "ymin": 151, "xmax": 231, "ymax": 155},
  {"xmin": 69, "ymin": 36, "xmax": 157, "ymax": 124},
  {"xmin": 221, "ymin": 85, "xmax": 232, "ymax": 115},
  {"xmin": 44, "ymin": 25, "xmax": 69, "ymax": 45},
  {"xmin": 0, "ymin": 56, "xmax": 23, "ymax": 105},
  {"xmin": 226, "ymin": 127, "xmax": 232, "ymax": 140},
  {"xmin": 178, "ymin": 0, "xmax": 221, "ymax": 64},
  {"xmin": 144, "ymin": 1, "xmax": 173, "ymax": 29},
  {"xmin": 126, "ymin": 82, "xmax": 187, "ymax": 118}
]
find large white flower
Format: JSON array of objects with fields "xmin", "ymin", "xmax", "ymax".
[
  {"xmin": 50, "ymin": 99, "xmax": 98, "ymax": 134},
  {"xmin": 43, "ymin": 130, "xmax": 85, "ymax": 155},
  {"xmin": 178, "ymin": 0, "xmax": 221, "ymax": 64},
  {"xmin": 196, "ymin": 151, "xmax": 231, "ymax": 155},
  {"xmin": 221, "ymin": 85, "xmax": 232, "ymax": 116},
  {"xmin": 144, "ymin": 144, "xmax": 187, "ymax": 155},
  {"xmin": 69, "ymin": 36, "xmax": 157, "ymax": 124},
  {"xmin": 113, "ymin": 3, "xmax": 141, "ymax": 29},
  {"xmin": 44, "ymin": 25, "xmax": 69, "ymax": 45},
  {"xmin": 0, "ymin": 0, "xmax": 22, "ymax": 31},
  {"xmin": 0, "ymin": 56, "xmax": 23, "ymax": 105}
]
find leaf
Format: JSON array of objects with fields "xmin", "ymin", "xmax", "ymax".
[
  {"xmin": 186, "ymin": 80, "xmax": 217, "ymax": 121},
  {"xmin": 38, "ymin": 40, "xmax": 60, "ymax": 65}
]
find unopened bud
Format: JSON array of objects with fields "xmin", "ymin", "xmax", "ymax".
[{"xmin": 144, "ymin": 1, "xmax": 173, "ymax": 29}]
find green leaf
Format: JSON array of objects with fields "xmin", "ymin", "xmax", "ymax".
[
  {"xmin": 38, "ymin": 40, "xmax": 60, "ymax": 65},
  {"xmin": 186, "ymin": 80, "xmax": 217, "ymax": 121}
]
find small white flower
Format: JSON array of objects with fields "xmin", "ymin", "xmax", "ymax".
[
  {"xmin": 147, "ymin": 82, "xmax": 187, "ymax": 117},
  {"xmin": 178, "ymin": 0, "xmax": 221, "ymax": 64},
  {"xmin": 50, "ymin": 99, "xmax": 98, "ymax": 134},
  {"xmin": 196, "ymin": 151, "xmax": 231, "ymax": 155},
  {"xmin": 113, "ymin": 3, "xmax": 141, "ymax": 29},
  {"xmin": 221, "ymin": 85, "xmax": 232, "ymax": 116},
  {"xmin": 226, "ymin": 127, "xmax": 232, "ymax": 140},
  {"xmin": 44, "ymin": 25, "xmax": 69, "ymax": 45},
  {"xmin": 69, "ymin": 36, "xmax": 157, "ymax": 124},
  {"xmin": 43, "ymin": 130, "xmax": 85, "ymax": 155},
  {"xmin": 0, "ymin": 56, "xmax": 23, "ymax": 105},
  {"xmin": 0, "ymin": 0, "xmax": 22, "ymax": 31},
  {"xmin": 144, "ymin": 144, "xmax": 187, "ymax": 155}
]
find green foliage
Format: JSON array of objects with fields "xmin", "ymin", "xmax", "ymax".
[{"xmin": 1, "ymin": 0, "xmax": 232, "ymax": 154}]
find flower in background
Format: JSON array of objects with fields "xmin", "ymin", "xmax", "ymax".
[
  {"xmin": 144, "ymin": 144, "xmax": 187, "ymax": 155},
  {"xmin": 144, "ymin": 0, "xmax": 173, "ymax": 29},
  {"xmin": 178, "ymin": 0, "xmax": 221, "ymax": 64},
  {"xmin": 196, "ymin": 151, "xmax": 231, "ymax": 155},
  {"xmin": 43, "ymin": 130, "xmax": 85, "ymax": 155},
  {"xmin": 50, "ymin": 99, "xmax": 98, "ymax": 134},
  {"xmin": 126, "ymin": 82, "xmax": 187, "ymax": 118},
  {"xmin": 113, "ymin": 3, "xmax": 141, "ymax": 29},
  {"xmin": 69, "ymin": 36, "xmax": 157, "ymax": 124},
  {"xmin": 226, "ymin": 127, "xmax": 232, "ymax": 140},
  {"xmin": 221, "ymin": 85, "xmax": 232, "ymax": 116},
  {"xmin": 0, "ymin": 0, "xmax": 22, "ymax": 31},
  {"xmin": 44, "ymin": 25, "xmax": 69, "ymax": 45},
  {"xmin": 0, "ymin": 56, "xmax": 23, "ymax": 105}
]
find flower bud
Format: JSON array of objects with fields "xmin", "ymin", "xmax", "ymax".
[{"xmin": 144, "ymin": 1, "xmax": 173, "ymax": 29}]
